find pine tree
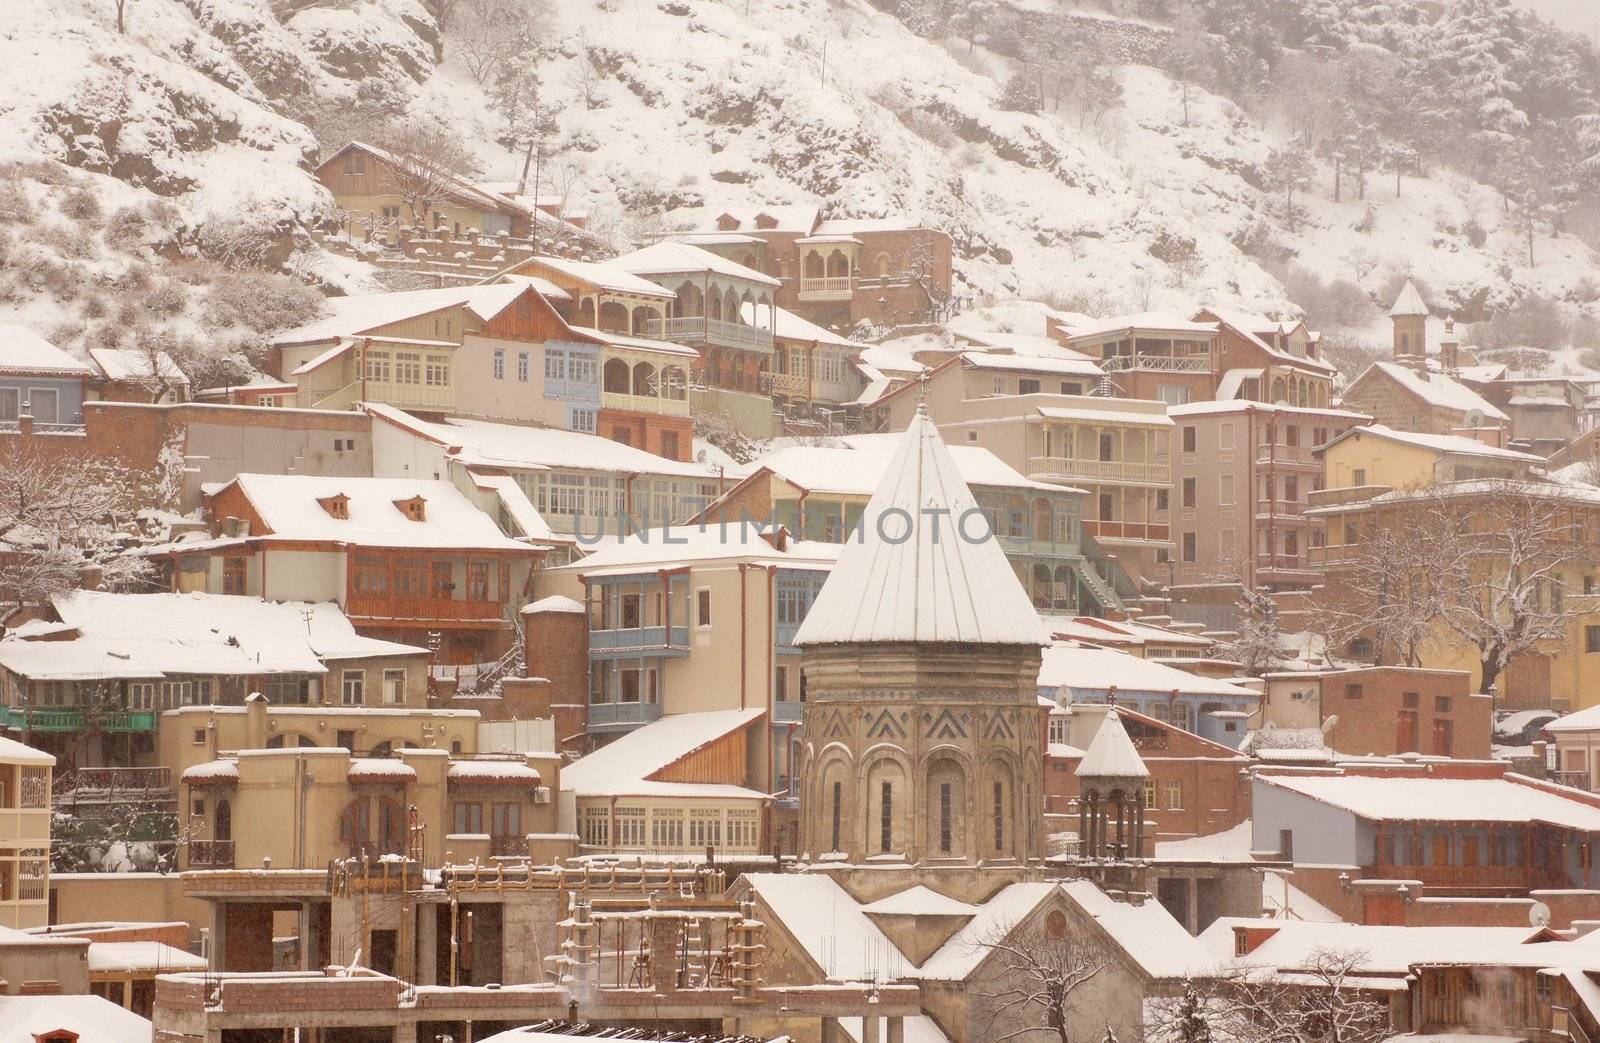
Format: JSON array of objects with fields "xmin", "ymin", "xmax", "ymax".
[{"xmin": 1174, "ymin": 980, "xmax": 1213, "ymax": 1043}]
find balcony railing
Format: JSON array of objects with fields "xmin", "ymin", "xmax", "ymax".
[
  {"xmin": 600, "ymin": 391, "xmax": 690, "ymax": 416},
  {"xmin": 344, "ymin": 596, "xmax": 504, "ymax": 624},
  {"xmin": 0, "ymin": 420, "xmax": 86, "ymax": 434},
  {"xmin": 54, "ymin": 766, "xmax": 172, "ymax": 805},
  {"xmin": 643, "ymin": 316, "xmax": 773, "ymax": 352},
  {"xmin": 588, "ymin": 700, "xmax": 664, "ymax": 731},
  {"xmin": 1550, "ymin": 770, "xmax": 1590, "ymax": 790},
  {"xmin": 797, "ymin": 277, "xmax": 852, "ymax": 301},
  {"xmin": 359, "ymin": 380, "xmax": 454, "ymax": 410},
  {"xmin": 1256, "ymin": 444, "xmax": 1319, "ymax": 466},
  {"xmin": 1255, "ymin": 500, "xmax": 1307, "ymax": 518},
  {"xmin": 187, "ymin": 840, "xmax": 235, "ymax": 869},
  {"xmin": 768, "ymin": 372, "xmax": 808, "ymax": 396},
  {"xmin": 692, "ymin": 368, "xmax": 773, "ymax": 395},
  {"xmin": 1081, "ymin": 520, "xmax": 1170, "ymax": 543},
  {"xmin": 1100, "ymin": 355, "xmax": 1209, "ymax": 373},
  {"xmin": 1027, "ymin": 456, "xmax": 1171, "ymax": 484},
  {"xmin": 589, "ymin": 625, "xmax": 690, "ymax": 657},
  {"xmin": 0, "ymin": 708, "xmax": 157, "ymax": 733},
  {"xmin": 1257, "ymin": 554, "xmax": 1315, "ymax": 573},
  {"xmin": 489, "ymin": 834, "xmax": 526, "ymax": 857},
  {"xmin": 772, "ymin": 700, "xmax": 805, "ymax": 725},
  {"xmin": 1306, "ymin": 485, "xmax": 1392, "ymax": 509}
]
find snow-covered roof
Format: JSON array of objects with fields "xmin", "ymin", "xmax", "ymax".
[
  {"xmin": 1057, "ymin": 879, "xmax": 1210, "ymax": 980},
  {"xmin": 742, "ymin": 872, "xmax": 906, "ymax": 982},
  {"xmin": 1356, "ymin": 362, "xmax": 1507, "ymax": 421},
  {"xmin": 612, "ymin": 241, "xmax": 781, "ymax": 287},
  {"xmin": 557, "ymin": 526, "xmax": 840, "ymax": 577},
  {"xmin": 1154, "ymin": 821, "xmax": 1255, "ymax": 863},
  {"xmin": 467, "ymin": 470, "xmax": 555, "ymax": 541},
  {"xmin": 1390, "ymin": 279, "xmax": 1430, "ymax": 317},
  {"xmin": 741, "ymin": 302, "xmax": 867, "ymax": 349},
  {"xmin": 751, "ymin": 436, "xmax": 1065, "ymax": 497},
  {"xmin": 1039, "ymin": 645, "xmax": 1257, "ymax": 698},
  {"xmin": 914, "ymin": 882, "xmax": 1055, "ymax": 980},
  {"xmin": 1061, "ymin": 312, "xmax": 1219, "ymax": 341},
  {"xmin": 1199, "ymin": 918, "xmax": 1568, "ymax": 976},
  {"xmin": 561, "ymin": 708, "xmax": 767, "ymax": 798},
  {"xmin": 349, "ymin": 758, "xmax": 418, "ymax": 783},
  {"xmin": 838, "ymin": 1016, "xmax": 953, "ymax": 1043},
  {"xmin": 1201, "ymin": 308, "xmax": 1335, "ymax": 374},
  {"xmin": 0, "ymin": 325, "xmax": 93, "ymax": 376},
  {"xmin": 447, "ymin": 759, "xmax": 542, "ymax": 784},
  {"xmin": 861, "ymin": 885, "xmax": 978, "ymax": 917},
  {"xmin": 365, "ymin": 404, "xmax": 723, "ymax": 480},
  {"xmin": 960, "ymin": 351, "xmax": 1101, "ymax": 377},
  {"xmin": 328, "ymin": 142, "xmax": 531, "ymax": 220},
  {"xmin": 813, "ymin": 217, "xmax": 924, "ymax": 235},
  {"xmin": 792, "ymin": 407, "xmax": 1051, "ymax": 648},
  {"xmin": 519, "ymin": 255, "xmax": 677, "ymax": 298},
  {"xmin": 1045, "ymin": 615, "xmax": 1211, "ymax": 649},
  {"xmin": 271, "ymin": 284, "xmax": 531, "ymax": 346},
  {"xmin": 1258, "ymin": 773, "xmax": 1600, "ymax": 831},
  {"xmin": 88, "ymin": 347, "xmax": 190, "ymax": 387},
  {"xmin": 710, "ymin": 204, "xmax": 822, "ymax": 234},
  {"xmin": 522, "ymin": 594, "xmax": 586, "ymax": 614},
  {"xmin": 0, "ymin": 736, "xmax": 52, "ymax": 767},
  {"xmin": 1075, "ymin": 711, "xmax": 1149, "ymax": 780},
  {"xmin": 857, "ymin": 345, "xmax": 928, "ymax": 375},
  {"xmin": 180, "ymin": 760, "xmax": 239, "ymax": 785},
  {"xmin": 86, "ymin": 939, "xmax": 208, "ymax": 974},
  {"xmin": 0, "ymin": 591, "xmax": 422, "ymax": 682},
  {"xmin": 1034, "ymin": 404, "xmax": 1176, "ymax": 427},
  {"xmin": 0, "ymin": 993, "xmax": 153, "ymax": 1043},
  {"xmin": 221, "ymin": 473, "xmax": 527, "ymax": 551},
  {"xmin": 1319, "ymin": 423, "xmax": 1536, "ymax": 462}
]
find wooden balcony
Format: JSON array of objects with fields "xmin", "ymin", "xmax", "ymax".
[
  {"xmin": 601, "ymin": 390, "xmax": 690, "ymax": 416},
  {"xmin": 344, "ymin": 596, "xmax": 505, "ymax": 627},
  {"xmin": 0, "ymin": 708, "xmax": 157, "ymax": 732},
  {"xmin": 1027, "ymin": 456, "xmax": 1171, "ymax": 485},
  {"xmin": 55, "ymin": 766, "xmax": 172, "ymax": 806},
  {"xmin": 1081, "ymin": 520, "xmax": 1170, "ymax": 544},
  {"xmin": 1100, "ymin": 354, "xmax": 1209, "ymax": 373},
  {"xmin": 797, "ymin": 276, "xmax": 852, "ymax": 301},
  {"xmin": 589, "ymin": 625, "xmax": 690, "ymax": 658},
  {"xmin": 587, "ymin": 700, "xmax": 664, "ymax": 732},
  {"xmin": 644, "ymin": 316, "xmax": 772, "ymax": 353},
  {"xmin": 1256, "ymin": 553, "xmax": 1317, "ymax": 574}
]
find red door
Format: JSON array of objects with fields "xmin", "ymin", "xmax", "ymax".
[{"xmin": 1397, "ymin": 711, "xmax": 1418, "ymax": 753}]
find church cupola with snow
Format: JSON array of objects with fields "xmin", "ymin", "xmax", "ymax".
[{"xmin": 793, "ymin": 406, "xmax": 1050, "ymax": 866}]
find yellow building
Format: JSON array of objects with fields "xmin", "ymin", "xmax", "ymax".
[
  {"xmin": 1310, "ymin": 431, "xmax": 1600, "ymax": 712},
  {"xmin": 0, "ymin": 737, "xmax": 53, "ymax": 929}
]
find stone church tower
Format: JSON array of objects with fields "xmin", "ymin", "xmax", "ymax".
[
  {"xmin": 793, "ymin": 406, "xmax": 1049, "ymax": 866},
  {"xmin": 1390, "ymin": 279, "xmax": 1429, "ymax": 365}
]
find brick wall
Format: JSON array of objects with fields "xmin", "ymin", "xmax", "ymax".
[
  {"xmin": 519, "ymin": 605, "xmax": 590, "ymax": 754},
  {"xmin": 595, "ymin": 409, "xmax": 694, "ymax": 462},
  {"xmin": 1317, "ymin": 667, "xmax": 1490, "ymax": 759}
]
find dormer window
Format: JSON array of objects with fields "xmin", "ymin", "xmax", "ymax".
[
  {"xmin": 756, "ymin": 212, "xmax": 778, "ymax": 230},
  {"xmin": 394, "ymin": 496, "xmax": 427, "ymax": 522},
  {"xmin": 318, "ymin": 494, "xmax": 350, "ymax": 520}
]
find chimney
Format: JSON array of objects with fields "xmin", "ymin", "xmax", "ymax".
[{"xmin": 1440, "ymin": 317, "xmax": 1460, "ymax": 375}]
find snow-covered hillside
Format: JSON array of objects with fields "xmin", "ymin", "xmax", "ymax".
[{"xmin": 1, "ymin": 0, "xmax": 1597, "ymax": 371}]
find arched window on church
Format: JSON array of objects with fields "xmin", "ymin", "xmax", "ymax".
[
  {"xmin": 831, "ymin": 780, "xmax": 843, "ymax": 852},
  {"xmin": 880, "ymin": 781, "xmax": 893, "ymax": 854}
]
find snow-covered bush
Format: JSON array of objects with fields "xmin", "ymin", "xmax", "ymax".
[
  {"xmin": 59, "ymin": 187, "xmax": 102, "ymax": 222},
  {"xmin": 202, "ymin": 269, "xmax": 325, "ymax": 333},
  {"xmin": 104, "ymin": 200, "xmax": 184, "ymax": 253}
]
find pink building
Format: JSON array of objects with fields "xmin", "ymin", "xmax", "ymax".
[{"xmin": 1166, "ymin": 401, "xmax": 1369, "ymax": 591}]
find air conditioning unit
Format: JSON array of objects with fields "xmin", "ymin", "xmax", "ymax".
[{"xmin": 534, "ymin": 786, "xmax": 552, "ymax": 805}]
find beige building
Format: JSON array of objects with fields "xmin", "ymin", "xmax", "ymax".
[
  {"xmin": 0, "ymin": 591, "xmax": 429, "ymax": 770},
  {"xmin": 534, "ymin": 525, "xmax": 839, "ymax": 811},
  {"xmin": 0, "ymin": 737, "xmax": 51, "ymax": 930},
  {"xmin": 927, "ymin": 393, "xmax": 1174, "ymax": 586}
]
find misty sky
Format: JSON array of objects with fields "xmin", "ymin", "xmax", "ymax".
[{"xmin": 1516, "ymin": 0, "xmax": 1599, "ymax": 35}]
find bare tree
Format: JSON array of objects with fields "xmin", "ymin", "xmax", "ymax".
[
  {"xmin": 1422, "ymin": 481, "xmax": 1591, "ymax": 697},
  {"xmin": 370, "ymin": 124, "xmax": 481, "ymax": 230},
  {"xmin": 453, "ymin": 0, "xmax": 546, "ymax": 84},
  {"xmin": 974, "ymin": 924, "xmax": 1113, "ymax": 1043},
  {"xmin": 1219, "ymin": 587, "xmax": 1285, "ymax": 677},
  {"xmin": 113, "ymin": 0, "xmax": 132, "ymax": 33},
  {"xmin": 1310, "ymin": 494, "xmax": 1446, "ymax": 669},
  {"xmin": 0, "ymin": 442, "xmax": 154, "ymax": 616},
  {"xmin": 1147, "ymin": 951, "xmax": 1388, "ymax": 1043},
  {"xmin": 567, "ymin": 53, "xmax": 608, "ymax": 112}
]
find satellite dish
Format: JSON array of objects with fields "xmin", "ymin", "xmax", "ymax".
[
  {"xmin": 1530, "ymin": 901, "xmax": 1552, "ymax": 928},
  {"xmin": 1320, "ymin": 714, "xmax": 1339, "ymax": 735},
  {"xmin": 1464, "ymin": 408, "xmax": 1485, "ymax": 429}
]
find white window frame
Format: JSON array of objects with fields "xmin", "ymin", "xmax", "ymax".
[
  {"xmin": 382, "ymin": 668, "xmax": 405, "ymax": 706},
  {"xmin": 341, "ymin": 669, "xmax": 365, "ymax": 707}
]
